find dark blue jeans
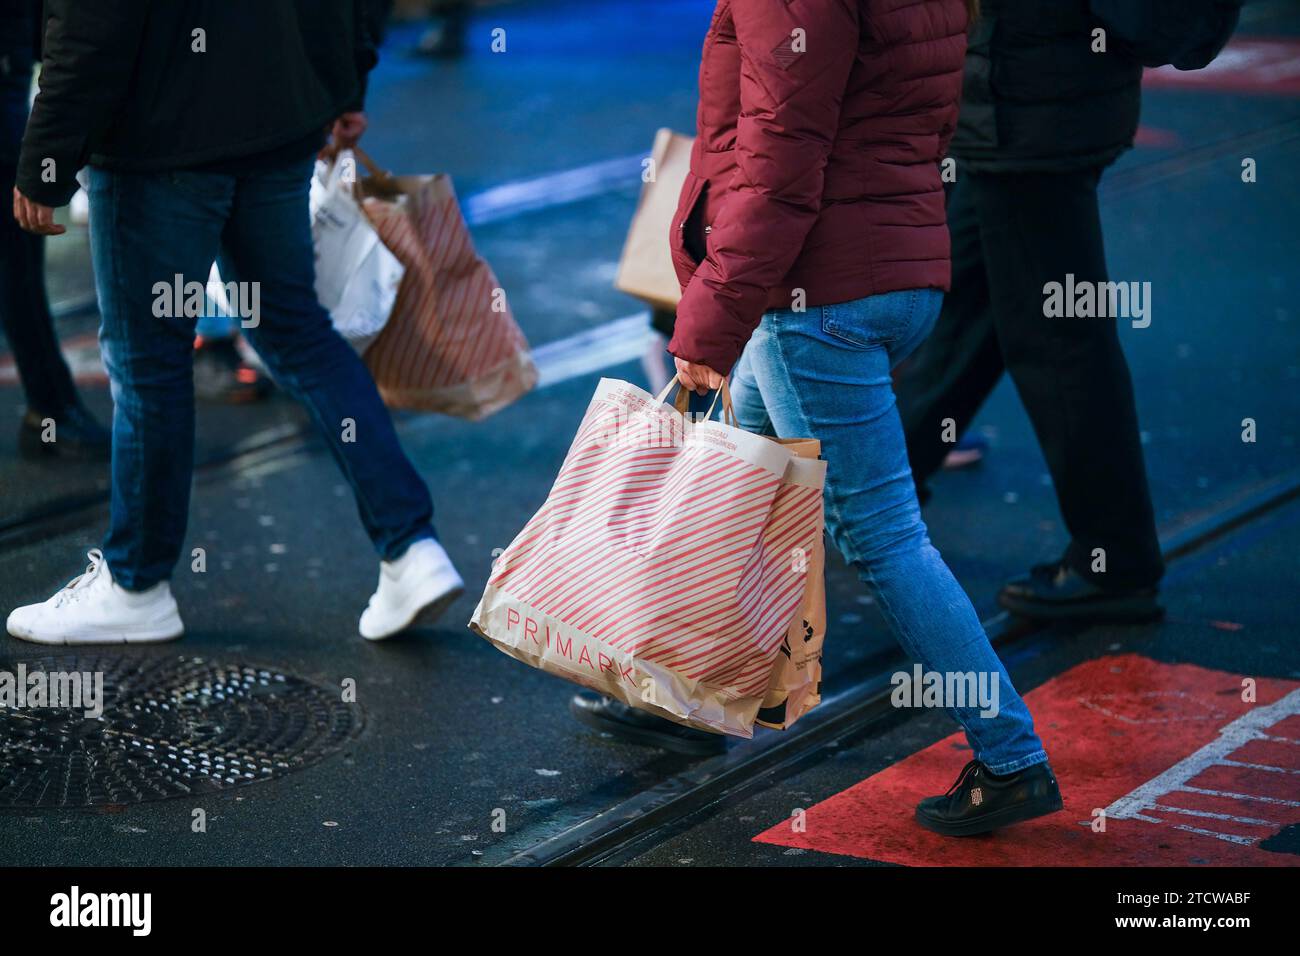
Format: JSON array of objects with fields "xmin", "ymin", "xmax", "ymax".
[{"xmin": 88, "ymin": 158, "xmax": 435, "ymax": 591}]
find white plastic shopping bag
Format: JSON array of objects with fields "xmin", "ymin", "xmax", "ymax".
[
  {"xmin": 308, "ymin": 150, "xmax": 405, "ymax": 354},
  {"xmin": 470, "ymin": 378, "xmax": 826, "ymax": 738}
]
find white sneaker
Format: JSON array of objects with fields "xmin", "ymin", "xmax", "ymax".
[
  {"xmin": 6, "ymin": 549, "xmax": 184, "ymax": 645},
  {"xmin": 359, "ymin": 538, "xmax": 465, "ymax": 641}
]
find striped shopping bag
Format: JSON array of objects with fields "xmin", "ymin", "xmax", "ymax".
[
  {"xmin": 470, "ymin": 378, "xmax": 826, "ymax": 737},
  {"xmin": 353, "ymin": 148, "xmax": 537, "ymax": 420}
]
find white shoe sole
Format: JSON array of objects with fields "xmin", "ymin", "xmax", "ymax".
[
  {"xmin": 6, "ymin": 619, "xmax": 184, "ymax": 646},
  {"xmin": 362, "ymin": 580, "xmax": 465, "ymax": 642}
]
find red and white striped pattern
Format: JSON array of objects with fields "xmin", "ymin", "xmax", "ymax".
[
  {"xmin": 474, "ymin": 379, "xmax": 825, "ymax": 735},
  {"xmin": 361, "ymin": 174, "xmax": 536, "ymax": 419}
]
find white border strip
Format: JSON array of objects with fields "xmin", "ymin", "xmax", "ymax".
[
  {"xmin": 463, "ymin": 153, "xmax": 646, "ymax": 226},
  {"xmin": 531, "ymin": 311, "xmax": 652, "ymax": 389}
]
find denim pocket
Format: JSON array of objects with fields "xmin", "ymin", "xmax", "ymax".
[{"xmin": 821, "ymin": 290, "xmax": 918, "ymax": 349}]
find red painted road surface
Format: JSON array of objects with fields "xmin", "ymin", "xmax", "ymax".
[{"xmin": 755, "ymin": 655, "xmax": 1300, "ymax": 866}]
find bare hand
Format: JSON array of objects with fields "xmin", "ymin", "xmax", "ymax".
[
  {"xmin": 674, "ymin": 356, "xmax": 725, "ymax": 396},
  {"xmin": 320, "ymin": 112, "xmax": 368, "ymax": 159},
  {"xmin": 12, "ymin": 188, "xmax": 66, "ymax": 236}
]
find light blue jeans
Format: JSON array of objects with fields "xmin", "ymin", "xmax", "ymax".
[{"xmin": 730, "ymin": 289, "xmax": 1048, "ymax": 774}]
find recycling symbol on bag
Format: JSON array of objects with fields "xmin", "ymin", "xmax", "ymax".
[{"xmin": 778, "ymin": 621, "xmax": 816, "ymax": 660}]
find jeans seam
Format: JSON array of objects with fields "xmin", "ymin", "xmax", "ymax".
[{"xmin": 98, "ymin": 172, "xmax": 146, "ymax": 590}]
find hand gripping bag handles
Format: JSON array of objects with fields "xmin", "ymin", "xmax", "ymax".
[
  {"xmin": 351, "ymin": 146, "xmax": 538, "ymax": 420},
  {"xmin": 470, "ymin": 377, "xmax": 826, "ymax": 738}
]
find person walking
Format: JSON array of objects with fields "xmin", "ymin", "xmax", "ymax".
[
  {"xmin": 1, "ymin": 0, "xmax": 110, "ymax": 461},
  {"xmin": 895, "ymin": 0, "xmax": 1165, "ymax": 623},
  {"xmin": 573, "ymin": 0, "xmax": 1062, "ymax": 836},
  {"xmin": 7, "ymin": 0, "xmax": 463, "ymax": 645}
]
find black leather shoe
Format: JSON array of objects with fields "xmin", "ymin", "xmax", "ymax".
[
  {"xmin": 998, "ymin": 560, "xmax": 1162, "ymax": 624},
  {"xmin": 18, "ymin": 404, "xmax": 111, "ymax": 462},
  {"xmin": 915, "ymin": 759, "xmax": 1063, "ymax": 837},
  {"xmin": 569, "ymin": 692, "xmax": 726, "ymax": 757}
]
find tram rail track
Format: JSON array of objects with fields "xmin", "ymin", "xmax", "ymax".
[{"xmin": 496, "ymin": 468, "xmax": 1300, "ymax": 866}]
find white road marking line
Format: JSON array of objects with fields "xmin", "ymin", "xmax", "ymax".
[
  {"xmin": 463, "ymin": 153, "xmax": 645, "ymax": 226},
  {"xmin": 19, "ymin": 152, "xmax": 659, "ymax": 392},
  {"xmin": 1259, "ymin": 733, "xmax": 1300, "ymax": 745},
  {"xmin": 1170, "ymin": 824, "xmax": 1258, "ymax": 846},
  {"xmin": 1219, "ymin": 758, "xmax": 1300, "ymax": 775},
  {"xmin": 401, "ymin": 310, "xmax": 654, "ymax": 437},
  {"xmin": 457, "ymin": 153, "xmax": 660, "ymax": 390},
  {"xmin": 47, "ymin": 152, "xmax": 650, "ymax": 321},
  {"xmin": 3, "ymin": 310, "xmax": 659, "ymax": 396},
  {"xmin": 1177, "ymin": 785, "xmax": 1300, "ymax": 808},
  {"xmin": 1104, "ymin": 687, "xmax": 1300, "ymax": 822},
  {"xmin": 1149, "ymin": 803, "xmax": 1277, "ymax": 827},
  {"xmin": 531, "ymin": 311, "xmax": 651, "ymax": 389}
]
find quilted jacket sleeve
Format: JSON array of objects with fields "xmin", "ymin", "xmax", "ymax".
[{"xmin": 668, "ymin": 0, "xmax": 859, "ymax": 375}]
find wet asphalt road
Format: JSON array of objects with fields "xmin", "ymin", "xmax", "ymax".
[{"xmin": 0, "ymin": 0, "xmax": 1297, "ymax": 865}]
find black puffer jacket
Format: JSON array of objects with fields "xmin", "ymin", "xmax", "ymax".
[
  {"xmin": 0, "ymin": 0, "xmax": 39, "ymax": 166},
  {"xmin": 17, "ymin": 0, "xmax": 377, "ymax": 206},
  {"xmin": 949, "ymin": 0, "xmax": 1142, "ymax": 173}
]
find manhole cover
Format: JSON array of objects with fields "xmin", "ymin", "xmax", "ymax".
[{"xmin": 0, "ymin": 655, "xmax": 361, "ymax": 808}]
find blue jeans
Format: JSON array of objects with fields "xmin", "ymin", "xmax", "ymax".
[
  {"xmin": 730, "ymin": 289, "xmax": 1047, "ymax": 774},
  {"xmin": 88, "ymin": 158, "xmax": 435, "ymax": 591}
]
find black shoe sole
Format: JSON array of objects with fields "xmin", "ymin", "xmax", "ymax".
[
  {"xmin": 914, "ymin": 792, "xmax": 1064, "ymax": 837},
  {"xmin": 997, "ymin": 590, "xmax": 1164, "ymax": 625},
  {"xmin": 568, "ymin": 698, "xmax": 727, "ymax": 757}
]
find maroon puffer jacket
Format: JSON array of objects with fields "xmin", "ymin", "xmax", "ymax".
[{"xmin": 668, "ymin": 0, "xmax": 969, "ymax": 374}]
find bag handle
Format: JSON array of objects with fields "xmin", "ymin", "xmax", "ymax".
[
  {"xmin": 349, "ymin": 145, "xmax": 391, "ymax": 183},
  {"xmin": 326, "ymin": 144, "xmax": 401, "ymax": 195},
  {"xmin": 654, "ymin": 377, "xmax": 737, "ymax": 427}
]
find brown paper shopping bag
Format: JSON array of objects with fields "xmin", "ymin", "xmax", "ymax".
[
  {"xmin": 757, "ymin": 438, "xmax": 827, "ymax": 730},
  {"xmin": 353, "ymin": 148, "xmax": 537, "ymax": 420},
  {"xmin": 614, "ymin": 128, "xmax": 694, "ymax": 310}
]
